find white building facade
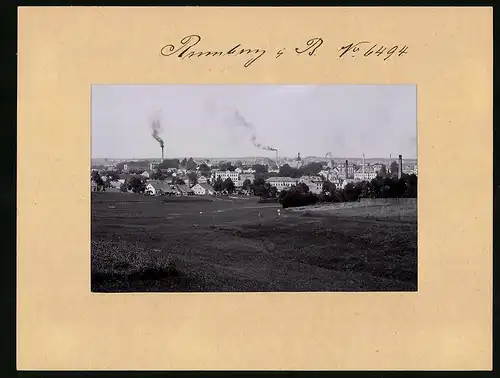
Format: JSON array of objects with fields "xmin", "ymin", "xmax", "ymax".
[
  {"xmin": 266, "ymin": 177, "xmax": 299, "ymax": 191},
  {"xmin": 191, "ymin": 183, "xmax": 215, "ymax": 195}
]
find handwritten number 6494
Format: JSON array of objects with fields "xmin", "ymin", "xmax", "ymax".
[{"xmin": 339, "ymin": 42, "xmax": 408, "ymax": 61}]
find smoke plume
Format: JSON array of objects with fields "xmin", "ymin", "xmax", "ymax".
[
  {"xmin": 151, "ymin": 119, "xmax": 164, "ymax": 148},
  {"xmin": 325, "ymin": 152, "xmax": 332, "ymax": 158},
  {"xmin": 234, "ymin": 111, "xmax": 277, "ymax": 152}
]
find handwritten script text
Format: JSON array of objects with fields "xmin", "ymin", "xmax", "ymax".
[{"xmin": 159, "ymin": 35, "xmax": 408, "ymax": 67}]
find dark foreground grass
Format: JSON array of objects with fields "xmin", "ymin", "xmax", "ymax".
[
  {"xmin": 92, "ymin": 240, "xmax": 198, "ymax": 292},
  {"xmin": 91, "ymin": 192, "xmax": 417, "ymax": 292}
]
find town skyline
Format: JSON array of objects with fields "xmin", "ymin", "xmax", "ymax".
[
  {"xmin": 91, "ymin": 85, "xmax": 417, "ymax": 160},
  {"xmin": 92, "ymin": 155, "xmax": 418, "ymax": 163}
]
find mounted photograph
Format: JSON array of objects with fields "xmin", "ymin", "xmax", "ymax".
[{"xmin": 91, "ymin": 84, "xmax": 418, "ymax": 292}]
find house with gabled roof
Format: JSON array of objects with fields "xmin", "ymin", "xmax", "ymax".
[
  {"xmin": 191, "ymin": 183, "xmax": 215, "ymax": 195},
  {"xmin": 145, "ymin": 180, "xmax": 177, "ymax": 196}
]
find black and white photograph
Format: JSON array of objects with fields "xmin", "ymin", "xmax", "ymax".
[{"xmin": 91, "ymin": 84, "xmax": 417, "ymax": 292}]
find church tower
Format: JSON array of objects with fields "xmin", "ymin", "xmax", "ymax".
[{"xmin": 296, "ymin": 152, "xmax": 302, "ymax": 169}]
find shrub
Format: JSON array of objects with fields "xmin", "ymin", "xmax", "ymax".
[{"xmin": 279, "ymin": 188, "xmax": 319, "ymax": 209}]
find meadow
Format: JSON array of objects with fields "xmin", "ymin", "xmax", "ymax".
[{"xmin": 91, "ymin": 192, "xmax": 417, "ymax": 292}]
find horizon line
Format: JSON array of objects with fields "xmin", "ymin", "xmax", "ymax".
[{"xmin": 91, "ymin": 156, "xmax": 418, "ymax": 161}]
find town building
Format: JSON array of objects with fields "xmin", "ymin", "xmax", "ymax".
[
  {"xmin": 353, "ymin": 167, "xmax": 377, "ymax": 181},
  {"xmin": 299, "ymin": 175, "xmax": 322, "ymax": 182},
  {"xmin": 333, "ymin": 164, "xmax": 355, "ymax": 179},
  {"xmin": 403, "ymin": 165, "xmax": 418, "ymax": 175},
  {"xmin": 300, "ymin": 179, "xmax": 323, "ymax": 194},
  {"xmin": 238, "ymin": 173, "xmax": 255, "ymax": 185},
  {"xmin": 197, "ymin": 175, "xmax": 208, "ymax": 184},
  {"xmin": 330, "ymin": 177, "xmax": 344, "ymax": 188},
  {"xmin": 191, "ymin": 183, "xmax": 215, "ymax": 195},
  {"xmin": 318, "ymin": 169, "xmax": 330, "ymax": 179},
  {"xmin": 211, "ymin": 170, "xmax": 241, "ymax": 184},
  {"xmin": 149, "ymin": 159, "xmax": 162, "ymax": 170},
  {"xmin": 295, "ymin": 152, "xmax": 303, "ymax": 169},
  {"xmin": 123, "ymin": 161, "xmax": 150, "ymax": 172},
  {"xmin": 266, "ymin": 177, "xmax": 299, "ymax": 191},
  {"xmin": 175, "ymin": 184, "xmax": 194, "ymax": 196},
  {"xmin": 145, "ymin": 181, "xmax": 177, "ymax": 196}
]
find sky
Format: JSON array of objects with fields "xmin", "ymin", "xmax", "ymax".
[{"xmin": 91, "ymin": 85, "xmax": 417, "ymax": 160}]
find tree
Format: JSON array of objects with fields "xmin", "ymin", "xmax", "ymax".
[
  {"xmin": 269, "ymin": 185, "xmax": 278, "ymax": 198},
  {"xmin": 223, "ymin": 178, "xmax": 235, "ymax": 193},
  {"xmin": 242, "ymin": 179, "xmax": 252, "ymax": 190},
  {"xmin": 359, "ymin": 181, "xmax": 375, "ymax": 198},
  {"xmin": 344, "ymin": 183, "xmax": 362, "ymax": 202},
  {"xmin": 198, "ymin": 163, "xmax": 210, "ymax": 173},
  {"xmin": 371, "ymin": 176, "xmax": 386, "ymax": 197},
  {"xmin": 187, "ymin": 172, "xmax": 198, "ymax": 185},
  {"xmin": 279, "ymin": 186, "xmax": 319, "ymax": 208},
  {"xmin": 107, "ymin": 170, "xmax": 120, "ymax": 182},
  {"xmin": 151, "ymin": 168, "xmax": 166, "ymax": 181},
  {"xmin": 300, "ymin": 162, "xmax": 323, "ymax": 176},
  {"xmin": 252, "ymin": 177, "xmax": 266, "ymax": 197},
  {"xmin": 253, "ymin": 178, "xmax": 272, "ymax": 198},
  {"xmin": 220, "ymin": 162, "xmax": 236, "ymax": 171},
  {"xmin": 120, "ymin": 182, "xmax": 128, "ymax": 192},
  {"xmin": 129, "ymin": 177, "xmax": 146, "ymax": 193},
  {"xmin": 252, "ymin": 164, "xmax": 268, "ymax": 174},
  {"xmin": 388, "ymin": 177, "xmax": 406, "ymax": 198},
  {"xmin": 296, "ymin": 182, "xmax": 310, "ymax": 195},
  {"xmin": 322, "ymin": 181, "xmax": 336, "ymax": 196},
  {"xmin": 278, "ymin": 189, "xmax": 288, "ymax": 202},
  {"xmin": 115, "ymin": 162, "xmax": 128, "ymax": 172},
  {"xmin": 279, "ymin": 164, "xmax": 301, "ymax": 178},
  {"xmin": 91, "ymin": 171, "xmax": 104, "ymax": 187},
  {"xmin": 403, "ymin": 174, "xmax": 417, "ymax": 198},
  {"xmin": 213, "ymin": 177, "xmax": 224, "ymax": 192}
]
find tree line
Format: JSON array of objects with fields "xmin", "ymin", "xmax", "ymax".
[{"xmin": 278, "ymin": 174, "xmax": 417, "ymax": 208}]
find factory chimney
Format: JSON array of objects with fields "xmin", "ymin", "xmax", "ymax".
[
  {"xmin": 345, "ymin": 159, "xmax": 349, "ymax": 179},
  {"xmin": 398, "ymin": 154, "xmax": 403, "ymax": 179},
  {"xmin": 362, "ymin": 153, "xmax": 365, "ymax": 179},
  {"xmin": 276, "ymin": 150, "xmax": 279, "ymax": 168},
  {"xmin": 161, "ymin": 146, "xmax": 164, "ymax": 162}
]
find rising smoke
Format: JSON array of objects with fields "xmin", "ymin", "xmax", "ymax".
[
  {"xmin": 151, "ymin": 119, "xmax": 164, "ymax": 148},
  {"xmin": 234, "ymin": 111, "xmax": 277, "ymax": 152}
]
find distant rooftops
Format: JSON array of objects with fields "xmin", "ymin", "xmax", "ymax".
[{"xmin": 266, "ymin": 177, "xmax": 298, "ymax": 183}]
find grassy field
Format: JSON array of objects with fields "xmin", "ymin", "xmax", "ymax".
[{"xmin": 91, "ymin": 192, "xmax": 417, "ymax": 292}]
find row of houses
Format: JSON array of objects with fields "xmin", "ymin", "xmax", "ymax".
[
  {"xmin": 145, "ymin": 180, "xmax": 217, "ymax": 196},
  {"xmin": 264, "ymin": 174, "xmax": 383, "ymax": 194}
]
